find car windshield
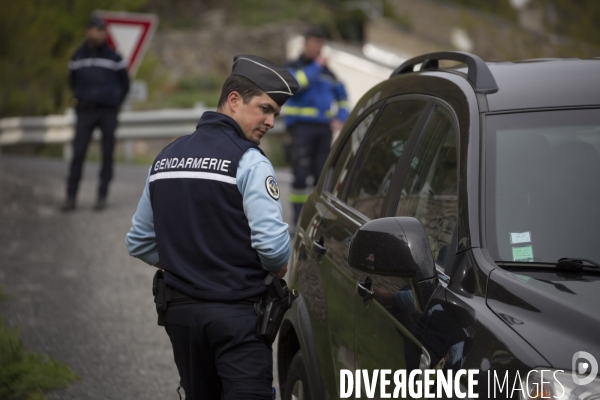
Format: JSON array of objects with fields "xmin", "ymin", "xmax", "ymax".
[{"xmin": 485, "ymin": 109, "xmax": 600, "ymax": 264}]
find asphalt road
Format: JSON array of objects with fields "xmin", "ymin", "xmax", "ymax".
[{"xmin": 0, "ymin": 155, "xmax": 294, "ymax": 400}]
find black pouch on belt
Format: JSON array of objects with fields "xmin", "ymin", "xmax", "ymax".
[{"xmin": 152, "ymin": 269, "xmax": 169, "ymax": 326}]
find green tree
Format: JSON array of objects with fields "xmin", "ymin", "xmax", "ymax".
[
  {"xmin": 540, "ymin": 0, "xmax": 600, "ymax": 48},
  {"xmin": 435, "ymin": 0, "xmax": 518, "ymax": 20},
  {"xmin": 0, "ymin": 0, "xmax": 146, "ymax": 118},
  {"xmin": 438, "ymin": 0, "xmax": 600, "ymax": 50}
]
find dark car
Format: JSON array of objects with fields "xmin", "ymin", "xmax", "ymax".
[{"xmin": 277, "ymin": 51, "xmax": 600, "ymax": 400}]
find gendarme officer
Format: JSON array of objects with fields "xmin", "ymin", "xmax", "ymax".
[
  {"xmin": 126, "ymin": 55, "xmax": 299, "ymax": 399},
  {"xmin": 64, "ymin": 16, "xmax": 130, "ymax": 211}
]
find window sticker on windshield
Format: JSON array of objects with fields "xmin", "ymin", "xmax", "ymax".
[
  {"xmin": 510, "ymin": 231, "xmax": 531, "ymax": 244},
  {"xmin": 512, "ymin": 245, "xmax": 534, "ymax": 262}
]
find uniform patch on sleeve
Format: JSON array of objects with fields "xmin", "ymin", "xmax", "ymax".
[{"xmin": 265, "ymin": 176, "xmax": 280, "ymax": 200}]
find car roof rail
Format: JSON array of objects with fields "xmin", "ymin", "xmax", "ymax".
[{"xmin": 391, "ymin": 51, "xmax": 499, "ymax": 94}]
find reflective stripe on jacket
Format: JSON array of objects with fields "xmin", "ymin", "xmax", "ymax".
[{"xmin": 69, "ymin": 42, "xmax": 130, "ymax": 108}]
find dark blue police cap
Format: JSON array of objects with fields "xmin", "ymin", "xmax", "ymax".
[
  {"xmin": 304, "ymin": 26, "xmax": 326, "ymax": 39},
  {"xmin": 231, "ymin": 55, "xmax": 299, "ymax": 107},
  {"xmin": 88, "ymin": 16, "xmax": 106, "ymax": 30}
]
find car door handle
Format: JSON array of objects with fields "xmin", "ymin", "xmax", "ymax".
[
  {"xmin": 312, "ymin": 239, "xmax": 327, "ymax": 255},
  {"xmin": 357, "ymin": 276, "xmax": 375, "ymax": 303}
]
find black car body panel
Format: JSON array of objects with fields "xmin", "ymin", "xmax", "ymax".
[
  {"xmin": 278, "ymin": 294, "xmax": 325, "ymax": 399},
  {"xmin": 487, "ymin": 267, "xmax": 600, "ymax": 370}
]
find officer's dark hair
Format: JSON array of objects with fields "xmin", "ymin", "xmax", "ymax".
[
  {"xmin": 217, "ymin": 75, "xmax": 264, "ymax": 109},
  {"xmin": 304, "ymin": 26, "xmax": 326, "ymax": 39}
]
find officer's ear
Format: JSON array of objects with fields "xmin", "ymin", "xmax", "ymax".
[{"xmin": 226, "ymin": 91, "xmax": 242, "ymax": 113}]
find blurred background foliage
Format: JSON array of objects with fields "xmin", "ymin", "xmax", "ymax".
[
  {"xmin": 541, "ymin": 0, "xmax": 600, "ymax": 48},
  {"xmin": 441, "ymin": 0, "xmax": 600, "ymax": 48},
  {"xmin": 439, "ymin": 0, "xmax": 519, "ymax": 20},
  {"xmin": 2, "ymin": 0, "xmax": 600, "ymax": 118}
]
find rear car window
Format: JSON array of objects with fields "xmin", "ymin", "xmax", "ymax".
[
  {"xmin": 396, "ymin": 106, "xmax": 458, "ymax": 267},
  {"xmin": 326, "ymin": 109, "xmax": 379, "ymax": 198}
]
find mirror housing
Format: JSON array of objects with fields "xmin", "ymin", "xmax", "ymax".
[{"xmin": 348, "ymin": 217, "xmax": 436, "ymax": 281}]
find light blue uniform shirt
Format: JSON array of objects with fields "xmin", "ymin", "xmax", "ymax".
[{"xmin": 126, "ymin": 148, "xmax": 290, "ymax": 272}]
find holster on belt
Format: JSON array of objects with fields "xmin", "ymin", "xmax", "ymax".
[
  {"xmin": 256, "ymin": 273, "xmax": 299, "ymax": 345},
  {"xmin": 153, "ymin": 269, "xmax": 169, "ymax": 326}
]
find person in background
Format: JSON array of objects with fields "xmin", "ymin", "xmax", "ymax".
[
  {"xmin": 63, "ymin": 15, "xmax": 129, "ymax": 211},
  {"xmin": 284, "ymin": 26, "xmax": 350, "ymax": 226}
]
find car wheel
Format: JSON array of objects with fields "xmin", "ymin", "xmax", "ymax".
[{"xmin": 284, "ymin": 351, "xmax": 311, "ymax": 400}]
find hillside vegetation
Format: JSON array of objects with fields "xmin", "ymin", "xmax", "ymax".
[{"xmin": 2, "ymin": 0, "xmax": 600, "ymax": 117}]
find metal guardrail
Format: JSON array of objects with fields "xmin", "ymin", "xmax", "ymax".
[
  {"xmin": 0, "ymin": 40, "xmax": 396, "ymax": 154},
  {"xmin": 1, "ymin": 40, "xmax": 403, "ymax": 155},
  {"xmin": 0, "ymin": 106, "xmax": 286, "ymax": 159}
]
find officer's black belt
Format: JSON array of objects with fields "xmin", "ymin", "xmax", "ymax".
[
  {"xmin": 153, "ymin": 270, "xmax": 261, "ymax": 326},
  {"xmin": 168, "ymin": 287, "xmax": 261, "ymax": 307}
]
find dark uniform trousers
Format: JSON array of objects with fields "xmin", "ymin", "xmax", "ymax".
[
  {"xmin": 290, "ymin": 122, "xmax": 332, "ymax": 222},
  {"xmin": 66, "ymin": 107, "xmax": 118, "ymax": 199},
  {"xmin": 165, "ymin": 301, "xmax": 274, "ymax": 400}
]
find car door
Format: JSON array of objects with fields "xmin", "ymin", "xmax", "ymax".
[
  {"xmin": 289, "ymin": 104, "xmax": 383, "ymax": 399},
  {"xmin": 350, "ymin": 102, "xmax": 460, "ymax": 399},
  {"xmin": 297, "ymin": 106, "xmax": 379, "ymax": 399},
  {"xmin": 317, "ymin": 97, "xmax": 433, "ymax": 398}
]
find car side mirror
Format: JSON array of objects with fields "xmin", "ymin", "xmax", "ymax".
[
  {"xmin": 348, "ymin": 217, "xmax": 436, "ymax": 280},
  {"xmin": 348, "ymin": 217, "xmax": 438, "ymax": 310}
]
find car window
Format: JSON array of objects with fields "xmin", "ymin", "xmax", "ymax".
[
  {"xmin": 396, "ymin": 106, "xmax": 458, "ymax": 269},
  {"xmin": 344, "ymin": 100, "xmax": 428, "ymax": 220},
  {"xmin": 326, "ymin": 109, "xmax": 378, "ymax": 198}
]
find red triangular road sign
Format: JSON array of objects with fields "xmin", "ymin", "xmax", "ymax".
[{"xmin": 95, "ymin": 11, "xmax": 159, "ymax": 77}]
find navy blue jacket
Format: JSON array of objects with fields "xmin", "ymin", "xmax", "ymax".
[
  {"xmin": 149, "ymin": 112, "xmax": 268, "ymax": 301},
  {"xmin": 69, "ymin": 42, "xmax": 130, "ymax": 109},
  {"xmin": 284, "ymin": 56, "xmax": 349, "ymax": 126}
]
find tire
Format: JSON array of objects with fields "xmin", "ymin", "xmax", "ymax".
[{"xmin": 283, "ymin": 351, "xmax": 311, "ymax": 400}]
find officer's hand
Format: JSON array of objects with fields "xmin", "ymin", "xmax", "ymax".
[
  {"xmin": 277, "ymin": 264, "xmax": 288, "ymax": 279},
  {"xmin": 316, "ymin": 56, "xmax": 328, "ymax": 67},
  {"xmin": 330, "ymin": 118, "xmax": 343, "ymax": 133}
]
